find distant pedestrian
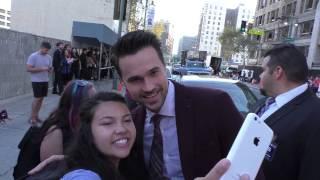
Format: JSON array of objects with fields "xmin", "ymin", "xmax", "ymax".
[
  {"xmin": 26, "ymin": 42, "xmax": 53, "ymax": 126},
  {"xmin": 71, "ymin": 48, "xmax": 80, "ymax": 79},
  {"xmin": 61, "ymin": 49, "xmax": 74, "ymax": 87},
  {"xmin": 52, "ymin": 42, "xmax": 64, "ymax": 95}
]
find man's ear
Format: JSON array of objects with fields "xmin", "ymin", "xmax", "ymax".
[{"xmin": 273, "ymin": 66, "xmax": 284, "ymax": 80}]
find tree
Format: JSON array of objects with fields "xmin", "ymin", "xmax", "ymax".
[
  {"xmin": 219, "ymin": 28, "xmax": 258, "ymax": 66},
  {"xmin": 151, "ymin": 21, "xmax": 165, "ymax": 39}
]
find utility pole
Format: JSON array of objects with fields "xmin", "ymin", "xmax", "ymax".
[
  {"xmin": 118, "ymin": 0, "xmax": 126, "ymax": 38},
  {"xmin": 143, "ymin": 0, "xmax": 149, "ymax": 29}
]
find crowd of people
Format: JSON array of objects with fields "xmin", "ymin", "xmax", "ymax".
[
  {"xmin": 52, "ymin": 43, "xmax": 111, "ymax": 95},
  {"xmin": 9, "ymin": 30, "xmax": 320, "ymax": 180}
]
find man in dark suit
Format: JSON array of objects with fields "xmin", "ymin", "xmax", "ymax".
[
  {"xmin": 257, "ymin": 44, "xmax": 320, "ymax": 180},
  {"xmin": 112, "ymin": 31, "xmax": 259, "ymax": 180},
  {"xmin": 52, "ymin": 42, "xmax": 64, "ymax": 94}
]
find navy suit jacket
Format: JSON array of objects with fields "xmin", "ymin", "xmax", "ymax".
[
  {"xmin": 120, "ymin": 81, "xmax": 265, "ymax": 180},
  {"xmin": 260, "ymin": 89, "xmax": 320, "ymax": 180}
]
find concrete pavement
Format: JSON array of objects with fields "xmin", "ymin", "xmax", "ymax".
[{"xmin": 0, "ymin": 79, "xmax": 115, "ymax": 180}]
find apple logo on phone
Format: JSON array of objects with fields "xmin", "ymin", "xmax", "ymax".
[{"xmin": 253, "ymin": 137, "xmax": 260, "ymax": 146}]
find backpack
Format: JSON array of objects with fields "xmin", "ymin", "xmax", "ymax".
[{"xmin": 13, "ymin": 126, "xmax": 42, "ymax": 180}]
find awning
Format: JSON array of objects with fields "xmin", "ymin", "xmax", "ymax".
[{"xmin": 72, "ymin": 21, "xmax": 118, "ymax": 45}]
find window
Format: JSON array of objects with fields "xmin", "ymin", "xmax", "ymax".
[
  {"xmin": 305, "ymin": 0, "xmax": 313, "ymax": 9},
  {"xmin": 270, "ymin": 10, "xmax": 275, "ymax": 21},
  {"xmin": 282, "ymin": 6, "xmax": 286, "ymax": 16},
  {"xmin": 206, "ymin": 31, "xmax": 209, "ymax": 34},
  {"xmin": 7, "ymin": 11, "xmax": 10, "ymax": 15},
  {"xmin": 7, "ymin": 17, "xmax": 10, "ymax": 21},
  {"xmin": 0, "ymin": 21, "xmax": 5, "ymax": 25},
  {"xmin": 220, "ymin": 7, "xmax": 223, "ymax": 10},
  {"xmin": 300, "ymin": 0, "xmax": 305, "ymax": 13},
  {"xmin": 0, "ymin": 9, "xmax": 5, "ymax": 13},
  {"xmin": 218, "ymin": 22, "xmax": 220, "ymax": 25},
  {"xmin": 6, "ymin": 23, "xmax": 10, "ymax": 27},
  {"xmin": 286, "ymin": 3, "xmax": 292, "ymax": 16},
  {"xmin": 208, "ymin": 21, "xmax": 210, "ymax": 24},
  {"xmin": 205, "ymin": 41, "xmax": 208, "ymax": 44},
  {"xmin": 0, "ymin": 15, "xmax": 5, "ymax": 20},
  {"xmin": 301, "ymin": 20, "xmax": 314, "ymax": 35},
  {"xmin": 292, "ymin": 2, "xmax": 297, "ymax": 15},
  {"xmin": 208, "ymin": 16, "xmax": 211, "ymax": 19},
  {"xmin": 217, "ymin": 27, "xmax": 220, "ymax": 30},
  {"xmin": 219, "ymin": 17, "xmax": 221, "ymax": 20},
  {"xmin": 267, "ymin": 12, "xmax": 270, "ymax": 23}
]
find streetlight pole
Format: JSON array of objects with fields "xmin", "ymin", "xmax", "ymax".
[
  {"xmin": 118, "ymin": 0, "xmax": 126, "ymax": 38},
  {"xmin": 143, "ymin": 0, "xmax": 149, "ymax": 29}
]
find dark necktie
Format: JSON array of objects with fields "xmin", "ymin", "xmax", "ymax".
[
  {"xmin": 149, "ymin": 114, "xmax": 168, "ymax": 180},
  {"xmin": 257, "ymin": 97, "xmax": 276, "ymax": 117}
]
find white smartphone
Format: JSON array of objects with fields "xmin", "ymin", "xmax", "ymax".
[{"xmin": 221, "ymin": 113, "xmax": 273, "ymax": 180}]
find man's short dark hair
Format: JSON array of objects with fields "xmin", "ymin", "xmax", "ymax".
[
  {"xmin": 41, "ymin": 41, "xmax": 51, "ymax": 49},
  {"xmin": 111, "ymin": 30, "xmax": 164, "ymax": 77},
  {"xmin": 263, "ymin": 44, "xmax": 308, "ymax": 83},
  {"xmin": 56, "ymin": 42, "xmax": 63, "ymax": 47}
]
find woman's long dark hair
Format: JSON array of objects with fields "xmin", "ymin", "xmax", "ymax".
[
  {"xmin": 39, "ymin": 80, "xmax": 94, "ymax": 144},
  {"xmin": 64, "ymin": 92, "xmax": 127, "ymax": 180}
]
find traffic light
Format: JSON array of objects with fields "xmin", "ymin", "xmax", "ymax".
[{"xmin": 240, "ymin": 20, "xmax": 247, "ymax": 32}]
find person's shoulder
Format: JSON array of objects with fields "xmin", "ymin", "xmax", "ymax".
[
  {"xmin": 28, "ymin": 51, "xmax": 39, "ymax": 58},
  {"xmin": 44, "ymin": 125, "xmax": 63, "ymax": 140},
  {"xmin": 61, "ymin": 169, "xmax": 101, "ymax": 180}
]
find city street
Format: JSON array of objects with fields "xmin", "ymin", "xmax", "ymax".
[{"xmin": 0, "ymin": 80, "xmax": 114, "ymax": 180}]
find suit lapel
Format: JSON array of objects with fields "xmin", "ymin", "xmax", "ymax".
[
  {"xmin": 264, "ymin": 89, "xmax": 312, "ymax": 126},
  {"xmin": 132, "ymin": 106, "xmax": 148, "ymax": 172},
  {"xmin": 173, "ymin": 82, "xmax": 195, "ymax": 180}
]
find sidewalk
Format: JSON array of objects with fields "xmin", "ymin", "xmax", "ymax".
[{"xmin": 0, "ymin": 79, "xmax": 114, "ymax": 180}]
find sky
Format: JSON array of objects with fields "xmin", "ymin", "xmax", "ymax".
[
  {"xmin": 154, "ymin": 0, "xmax": 258, "ymax": 54},
  {"xmin": 0, "ymin": 0, "xmax": 11, "ymax": 9}
]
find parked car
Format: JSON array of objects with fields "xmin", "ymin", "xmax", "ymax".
[{"xmin": 180, "ymin": 75, "xmax": 259, "ymax": 117}]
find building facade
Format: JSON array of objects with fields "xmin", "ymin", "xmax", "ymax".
[
  {"xmin": 0, "ymin": 1, "xmax": 11, "ymax": 29},
  {"xmin": 253, "ymin": 0, "xmax": 320, "ymax": 69},
  {"xmin": 198, "ymin": 2, "xmax": 227, "ymax": 57},
  {"xmin": 224, "ymin": 4, "xmax": 255, "ymax": 65},
  {"xmin": 178, "ymin": 36, "xmax": 198, "ymax": 57},
  {"xmin": 11, "ymin": 0, "xmax": 119, "ymax": 41}
]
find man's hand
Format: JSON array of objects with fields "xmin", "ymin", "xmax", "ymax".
[
  {"xmin": 194, "ymin": 159, "xmax": 250, "ymax": 180},
  {"xmin": 28, "ymin": 155, "xmax": 65, "ymax": 175}
]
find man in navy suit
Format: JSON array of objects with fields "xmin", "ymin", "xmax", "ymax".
[
  {"xmin": 257, "ymin": 44, "xmax": 320, "ymax": 180},
  {"xmin": 113, "ymin": 31, "xmax": 263, "ymax": 180}
]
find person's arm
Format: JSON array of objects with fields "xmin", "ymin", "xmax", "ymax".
[
  {"xmin": 26, "ymin": 64, "xmax": 49, "ymax": 73},
  {"xmin": 40, "ymin": 126, "xmax": 63, "ymax": 161},
  {"xmin": 28, "ymin": 155, "xmax": 65, "ymax": 175},
  {"xmin": 26, "ymin": 55, "xmax": 49, "ymax": 73},
  {"xmin": 195, "ymin": 159, "xmax": 249, "ymax": 180}
]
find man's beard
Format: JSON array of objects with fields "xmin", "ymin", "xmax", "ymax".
[{"xmin": 260, "ymin": 88, "xmax": 268, "ymax": 96}]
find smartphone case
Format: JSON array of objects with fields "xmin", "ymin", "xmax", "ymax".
[{"xmin": 221, "ymin": 113, "xmax": 273, "ymax": 180}]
